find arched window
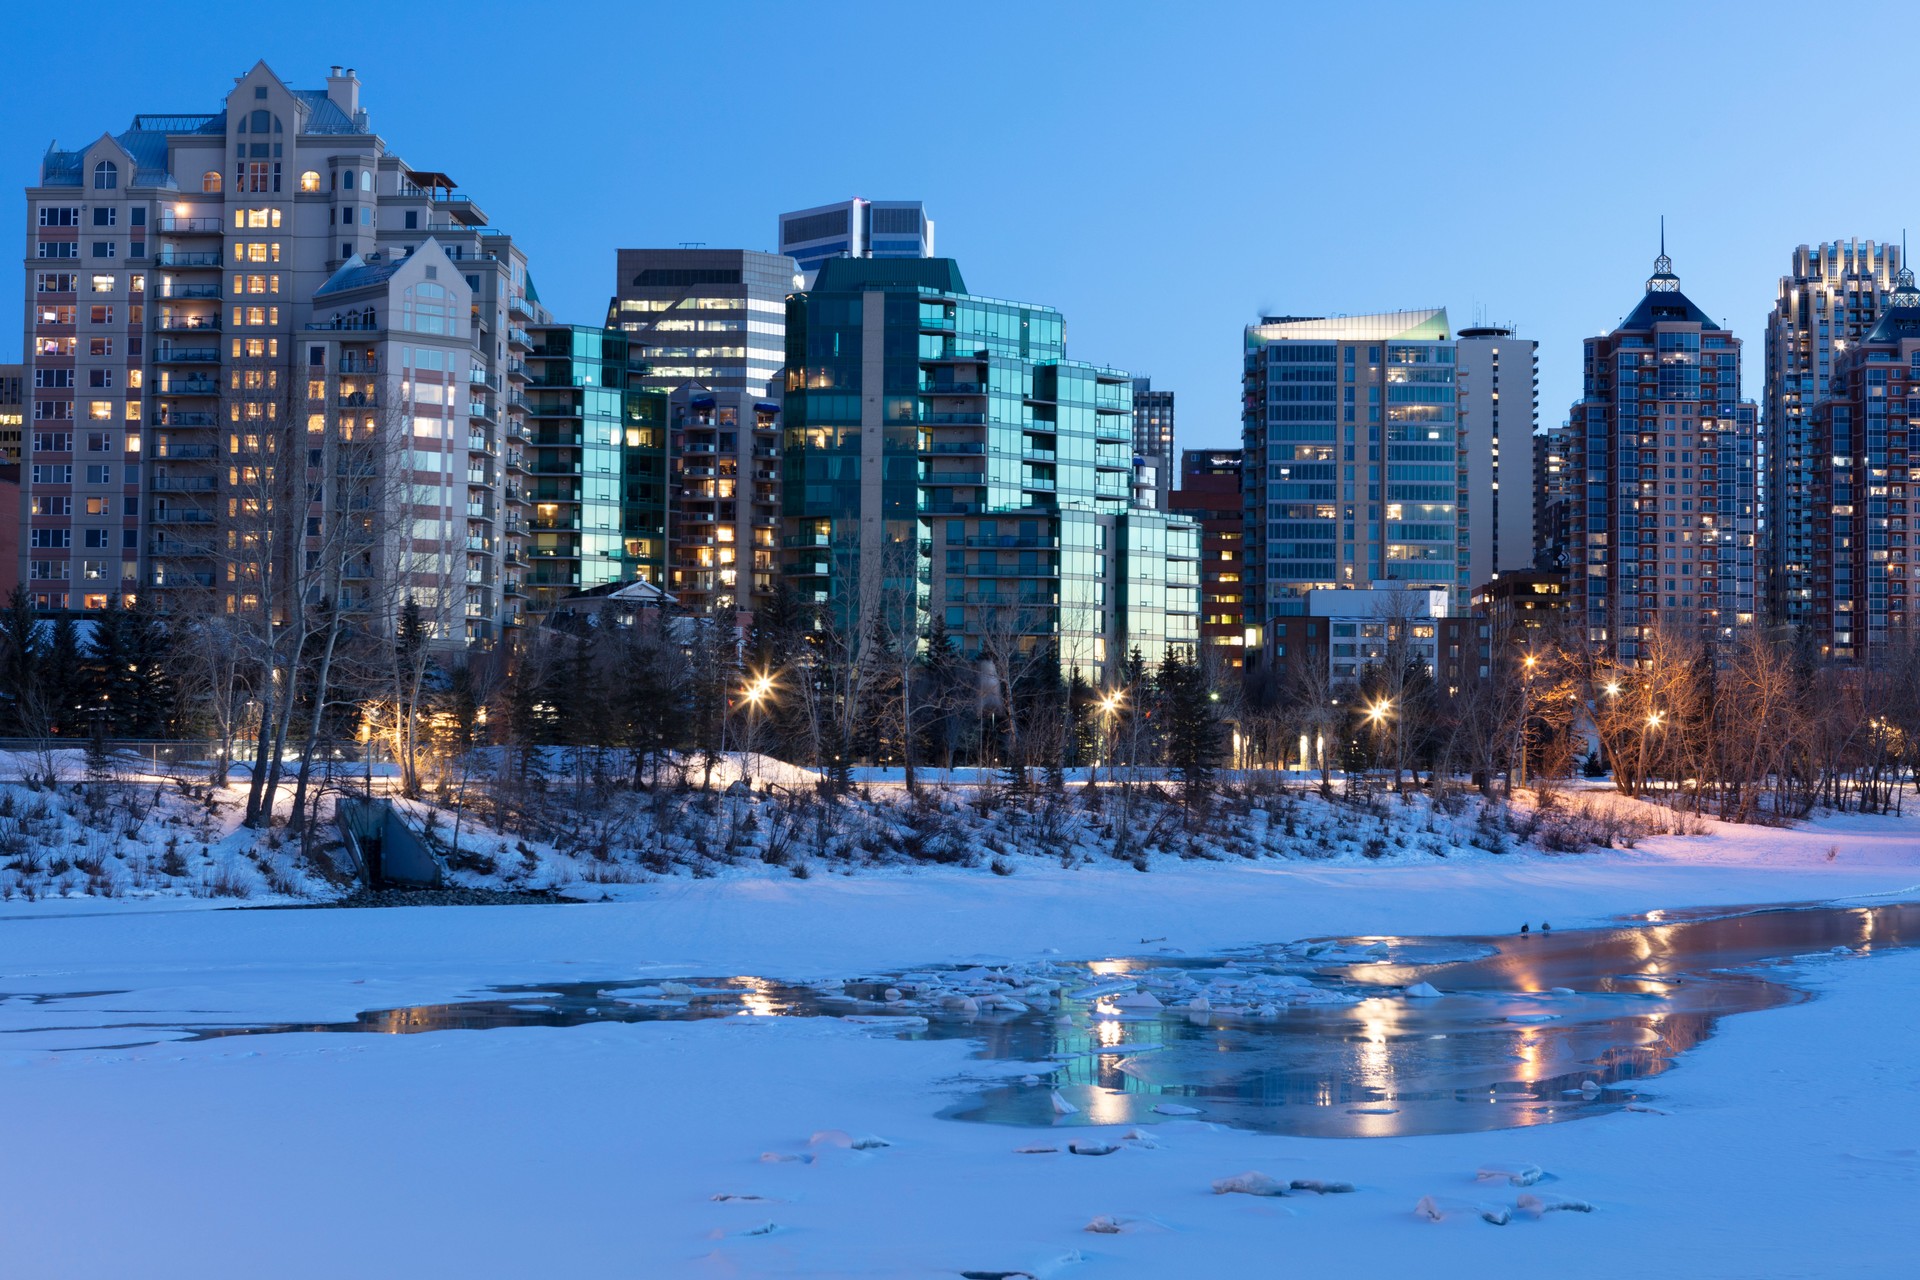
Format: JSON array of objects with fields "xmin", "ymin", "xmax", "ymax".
[
  {"xmin": 299, "ymin": 171, "xmax": 321, "ymax": 193},
  {"xmin": 202, "ymin": 170, "xmax": 222, "ymax": 193},
  {"xmin": 93, "ymin": 160, "xmax": 118, "ymax": 190},
  {"xmin": 360, "ymin": 171, "xmax": 372, "ymax": 192}
]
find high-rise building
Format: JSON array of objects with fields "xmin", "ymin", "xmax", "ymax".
[
  {"xmin": 1532, "ymin": 422, "xmax": 1571, "ymax": 571},
  {"xmin": 782, "ymin": 257, "xmax": 1197, "ymax": 682},
  {"xmin": 609, "ymin": 249, "xmax": 797, "ymax": 619},
  {"xmin": 1170, "ymin": 449, "xmax": 1245, "ymax": 672},
  {"xmin": 20, "ymin": 62, "xmax": 540, "ymax": 645},
  {"xmin": 1803, "ymin": 263, "xmax": 1919, "ymax": 664},
  {"xmin": 1131, "ymin": 377, "xmax": 1174, "ymax": 511},
  {"xmin": 1764, "ymin": 239, "xmax": 1901, "ymax": 631},
  {"xmin": 520, "ymin": 325, "xmax": 666, "ymax": 615},
  {"xmin": 777, "ymin": 199, "xmax": 933, "ymax": 276},
  {"xmin": 1567, "ymin": 241, "xmax": 1756, "ymax": 665},
  {"xmin": 0, "ymin": 364, "xmax": 22, "ymax": 462},
  {"xmin": 1454, "ymin": 325, "xmax": 1537, "ymax": 588},
  {"xmin": 1241, "ymin": 310, "xmax": 1460, "ymax": 640}
]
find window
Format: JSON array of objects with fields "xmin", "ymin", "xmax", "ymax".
[
  {"xmin": 85, "ymin": 497, "xmax": 111, "ymax": 516},
  {"xmin": 30, "ymin": 497, "xmax": 70, "ymax": 516},
  {"xmin": 91, "ymin": 274, "xmax": 115, "ymax": 293},
  {"xmin": 82, "ymin": 560, "xmax": 109, "ymax": 581},
  {"xmin": 36, "ymin": 241, "xmax": 78, "ymax": 259},
  {"xmin": 87, "ymin": 369, "xmax": 112, "ymax": 388},
  {"xmin": 92, "ymin": 206, "xmax": 116, "ymax": 227},
  {"xmin": 85, "ymin": 466, "xmax": 113, "ymax": 486},
  {"xmin": 36, "ymin": 272, "xmax": 77, "ymax": 292},
  {"xmin": 89, "ymin": 305, "xmax": 112, "ymax": 326},
  {"xmin": 299, "ymin": 170, "xmax": 320, "ymax": 193},
  {"xmin": 30, "ymin": 561, "xmax": 69, "ymax": 581},
  {"xmin": 32, "ymin": 432, "xmax": 74, "ymax": 452},
  {"xmin": 30, "ymin": 529, "xmax": 71, "ymax": 548},
  {"xmin": 85, "ymin": 432, "xmax": 111, "ymax": 452},
  {"xmin": 89, "ymin": 339, "xmax": 113, "ymax": 357},
  {"xmin": 202, "ymin": 170, "xmax": 222, "ymax": 193},
  {"xmin": 404, "ymin": 210, "xmax": 418, "ymax": 230},
  {"xmin": 38, "ymin": 207, "xmax": 79, "ymax": 226},
  {"xmin": 93, "ymin": 160, "xmax": 118, "ymax": 190},
  {"xmin": 91, "ymin": 242, "xmax": 116, "ymax": 259}
]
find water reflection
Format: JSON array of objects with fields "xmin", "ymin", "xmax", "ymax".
[{"xmin": 18, "ymin": 902, "xmax": 1912, "ymax": 1140}]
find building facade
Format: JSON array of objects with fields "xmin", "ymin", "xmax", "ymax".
[
  {"xmin": 609, "ymin": 249, "xmax": 796, "ymax": 620},
  {"xmin": 1567, "ymin": 243, "xmax": 1755, "ymax": 665},
  {"xmin": 777, "ymin": 199, "xmax": 933, "ymax": 277},
  {"xmin": 20, "ymin": 62, "xmax": 540, "ymax": 644},
  {"xmin": 1130, "ymin": 377, "xmax": 1174, "ymax": 511},
  {"xmin": 1764, "ymin": 239, "xmax": 1901, "ymax": 631},
  {"xmin": 1170, "ymin": 448, "xmax": 1245, "ymax": 673},
  {"xmin": 782, "ymin": 257, "xmax": 1197, "ymax": 682},
  {"xmin": 1532, "ymin": 421, "xmax": 1570, "ymax": 572},
  {"xmin": 1454, "ymin": 325, "xmax": 1537, "ymax": 588},
  {"xmin": 0, "ymin": 364, "xmax": 22, "ymax": 462},
  {"xmin": 1802, "ymin": 264, "xmax": 1919, "ymax": 664},
  {"xmin": 1241, "ymin": 310, "xmax": 1462, "ymax": 639}
]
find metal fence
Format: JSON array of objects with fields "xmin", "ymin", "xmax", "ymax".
[{"xmin": 0, "ymin": 739, "xmax": 393, "ymax": 776}]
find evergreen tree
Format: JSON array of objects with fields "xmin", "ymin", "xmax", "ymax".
[
  {"xmin": 1157, "ymin": 646, "xmax": 1225, "ymax": 805},
  {"xmin": 46, "ymin": 615, "xmax": 84, "ymax": 736},
  {"xmin": 0, "ymin": 586, "xmax": 44, "ymax": 736}
]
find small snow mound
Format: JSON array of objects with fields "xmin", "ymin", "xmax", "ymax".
[
  {"xmin": 1152, "ymin": 1102, "xmax": 1203, "ymax": 1116},
  {"xmin": 1212, "ymin": 1171, "xmax": 1287, "ymax": 1197},
  {"xmin": 1110, "ymin": 991, "xmax": 1163, "ymax": 1010},
  {"xmin": 1416, "ymin": 1195, "xmax": 1509, "ymax": 1225},
  {"xmin": 1477, "ymin": 1162, "xmax": 1544, "ymax": 1187},
  {"xmin": 1084, "ymin": 1215, "xmax": 1123, "ymax": 1235},
  {"xmin": 1403, "ymin": 982, "xmax": 1443, "ymax": 999}
]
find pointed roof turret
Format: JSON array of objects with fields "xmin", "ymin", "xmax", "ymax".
[
  {"xmin": 1646, "ymin": 216, "xmax": 1681, "ymax": 293},
  {"xmin": 1864, "ymin": 236, "xmax": 1920, "ymax": 343}
]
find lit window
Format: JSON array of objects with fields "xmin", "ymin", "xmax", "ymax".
[
  {"xmin": 202, "ymin": 171, "xmax": 221, "ymax": 193},
  {"xmin": 299, "ymin": 171, "xmax": 321, "ymax": 193}
]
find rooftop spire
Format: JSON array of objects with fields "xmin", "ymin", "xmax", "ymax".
[
  {"xmin": 1647, "ymin": 216, "xmax": 1680, "ymax": 293},
  {"xmin": 1891, "ymin": 230, "xmax": 1919, "ymax": 308}
]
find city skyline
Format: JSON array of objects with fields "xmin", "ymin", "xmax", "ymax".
[{"xmin": 4, "ymin": 2, "xmax": 1917, "ymax": 455}]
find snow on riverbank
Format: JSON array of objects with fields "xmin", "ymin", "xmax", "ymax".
[{"xmin": 1, "ymin": 802, "xmax": 1917, "ymax": 1276}]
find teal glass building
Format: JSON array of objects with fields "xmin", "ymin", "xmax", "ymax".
[
  {"xmin": 782, "ymin": 258, "xmax": 1198, "ymax": 681},
  {"xmin": 523, "ymin": 324, "xmax": 667, "ymax": 612}
]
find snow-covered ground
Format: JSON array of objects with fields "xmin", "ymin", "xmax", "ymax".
[{"xmin": 1, "ymin": 801, "xmax": 1917, "ymax": 1276}]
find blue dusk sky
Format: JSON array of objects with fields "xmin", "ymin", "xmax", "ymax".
[{"xmin": 3, "ymin": 1, "xmax": 1914, "ymax": 451}]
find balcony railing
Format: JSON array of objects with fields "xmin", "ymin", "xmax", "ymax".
[
  {"xmin": 151, "ymin": 412, "xmax": 217, "ymax": 428},
  {"xmin": 157, "ymin": 215, "xmax": 223, "ymax": 233},
  {"xmin": 155, "ymin": 251, "xmax": 220, "ymax": 267},
  {"xmin": 154, "ymin": 347, "xmax": 219, "ymax": 363}
]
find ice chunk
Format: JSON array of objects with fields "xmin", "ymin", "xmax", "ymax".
[
  {"xmin": 1070, "ymin": 980, "xmax": 1138, "ymax": 1000},
  {"xmin": 658, "ymin": 981, "xmax": 694, "ymax": 997},
  {"xmin": 1051, "ymin": 1090, "xmax": 1078, "ymax": 1116},
  {"xmin": 1416, "ymin": 1195, "xmax": 1509, "ymax": 1225},
  {"xmin": 941, "ymin": 995, "xmax": 980, "ymax": 1014},
  {"xmin": 740, "ymin": 1221, "xmax": 778, "ymax": 1237},
  {"xmin": 1212, "ymin": 1171, "xmax": 1288, "ymax": 1197},
  {"xmin": 1403, "ymin": 982, "xmax": 1443, "ymax": 999},
  {"xmin": 1518, "ymin": 1193, "xmax": 1594, "ymax": 1216},
  {"xmin": 1187, "ymin": 995, "xmax": 1212, "ymax": 1011},
  {"xmin": 1346, "ymin": 1106, "xmax": 1398, "ymax": 1115},
  {"xmin": 1290, "ymin": 1178, "xmax": 1356, "ymax": 1194},
  {"xmin": 1084, "ymin": 1215, "xmax": 1123, "ymax": 1234},
  {"xmin": 1094, "ymin": 1041, "xmax": 1162, "ymax": 1056},
  {"xmin": 1506, "ymin": 1013, "xmax": 1560, "ymax": 1024},
  {"xmin": 841, "ymin": 1014, "xmax": 927, "ymax": 1029},
  {"xmin": 1476, "ymin": 1162, "xmax": 1544, "ymax": 1187},
  {"xmin": 1069, "ymin": 1141, "xmax": 1118, "ymax": 1156},
  {"xmin": 1152, "ymin": 1102, "xmax": 1203, "ymax": 1116},
  {"xmin": 710, "ymin": 1193, "xmax": 771, "ymax": 1202},
  {"xmin": 1013, "ymin": 1145, "xmax": 1059, "ymax": 1154},
  {"xmin": 1110, "ymin": 991, "xmax": 1163, "ymax": 1010}
]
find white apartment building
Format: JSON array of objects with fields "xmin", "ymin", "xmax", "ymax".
[{"xmin": 21, "ymin": 61, "xmax": 543, "ymax": 645}]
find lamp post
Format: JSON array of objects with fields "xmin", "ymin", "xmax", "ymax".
[
  {"xmin": 739, "ymin": 670, "xmax": 774, "ymax": 784},
  {"xmin": 1364, "ymin": 697, "xmax": 1393, "ymax": 785},
  {"xmin": 1099, "ymin": 690, "xmax": 1124, "ymax": 785},
  {"xmin": 1639, "ymin": 708, "xmax": 1664, "ymax": 797},
  {"xmin": 1518, "ymin": 650, "xmax": 1538, "ymax": 791}
]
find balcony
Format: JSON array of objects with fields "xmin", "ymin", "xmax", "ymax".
[
  {"xmin": 151, "ymin": 509, "xmax": 215, "ymax": 524},
  {"xmin": 338, "ymin": 356, "xmax": 379, "ymax": 374},
  {"xmin": 508, "ymin": 327, "xmax": 532, "ymax": 349},
  {"xmin": 506, "ymin": 359, "xmax": 528, "ymax": 381},
  {"xmin": 925, "ymin": 471, "xmax": 988, "ymax": 486},
  {"xmin": 429, "ymin": 192, "xmax": 489, "ymax": 227},
  {"xmin": 151, "ymin": 476, "xmax": 217, "ymax": 493},
  {"xmin": 920, "ymin": 382, "xmax": 985, "ymax": 395},
  {"xmin": 151, "ymin": 412, "xmax": 217, "ymax": 428},
  {"xmin": 921, "ymin": 441, "xmax": 984, "ymax": 455},
  {"xmin": 155, "ymin": 250, "xmax": 220, "ymax": 267},
  {"xmin": 336, "ymin": 393, "xmax": 379, "ymax": 408},
  {"xmin": 163, "ymin": 284, "xmax": 220, "ymax": 300},
  {"xmin": 154, "ymin": 444, "xmax": 217, "ymax": 460},
  {"xmin": 148, "ymin": 538, "xmax": 211, "ymax": 557},
  {"xmin": 157, "ymin": 214, "xmax": 222, "ymax": 233},
  {"xmin": 921, "ymin": 413, "xmax": 986, "ymax": 426},
  {"xmin": 154, "ymin": 346, "xmax": 219, "ymax": 364},
  {"xmin": 155, "ymin": 317, "xmax": 220, "ymax": 333},
  {"xmin": 507, "ymin": 294, "xmax": 533, "ymax": 319}
]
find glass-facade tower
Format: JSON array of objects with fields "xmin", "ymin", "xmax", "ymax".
[
  {"xmin": 1241, "ymin": 310, "xmax": 1460, "ymax": 635},
  {"xmin": 523, "ymin": 325, "xmax": 665, "ymax": 612},
  {"xmin": 783, "ymin": 257, "xmax": 1196, "ymax": 681}
]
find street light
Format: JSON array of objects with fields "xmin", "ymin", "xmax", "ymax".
[
  {"xmin": 1099, "ymin": 690, "xmax": 1125, "ymax": 784},
  {"xmin": 1603, "ymin": 680, "xmax": 1622, "ymax": 698}
]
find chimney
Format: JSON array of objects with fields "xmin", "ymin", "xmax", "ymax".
[{"xmin": 326, "ymin": 66, "xmax": 360, "ymax": 117}]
